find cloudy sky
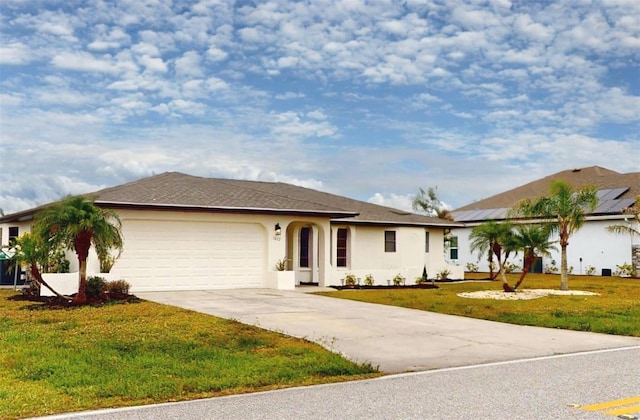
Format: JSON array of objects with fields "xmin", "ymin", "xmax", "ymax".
[{"xmin": 1, "ymin": 0, "xmax": 638, "ymax": 215}]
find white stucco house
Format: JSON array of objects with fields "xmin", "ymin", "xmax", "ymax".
[
  {"xmin": 449, "ymin": 166, "xmax": 640, "ymax": 277},
  {"xmin": 0, "ymin": 172, "xmax": 463, "ymax": 292}
]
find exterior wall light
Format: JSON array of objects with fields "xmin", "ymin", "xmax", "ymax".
[{"xmin": 274, "ymin": 223, "xmax": 282, "ymax": 236}]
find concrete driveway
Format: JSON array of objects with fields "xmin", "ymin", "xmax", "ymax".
[{"xmin": 136, "ymin": 288, "xmax": 640, "ymax": 373}]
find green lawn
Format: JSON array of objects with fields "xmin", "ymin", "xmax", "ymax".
[
  {"xmin": 317, "ymin": 273, "xmax": 640, "ymax": 337},
  {"xmin": 0, "ymin": 292, "xmax": 378, "ymax": 420}
]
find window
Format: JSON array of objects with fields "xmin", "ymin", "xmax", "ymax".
[
  {"xmin": 425, "ymin": 231, "xmax": 430, "ymax": 253},
  {"xmin": 299, "ymin": 227, "xmax": 310, "ymax": 268},
  {"xmin": 8, "ymin": 227, "xmax": 19, "ymax": 246},
  {"xmin": 337, "ymin": 228, "xmax": 348, "ymax": 267},
  {"xmin": 384, "ymin": 230, "xmax": 396, "ymax": 253},
  {"xmin": 449, "ymin": 236, "xmax": 458, "ymax": 260}
]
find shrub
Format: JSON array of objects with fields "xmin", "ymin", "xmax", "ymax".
[
  {"xmin": 437, "ymin": 269, "xmax": 451, "ymax": 280},
  {"xmin": 614, "ymin": 263, "xmax": 637, "ymax": 278},
  {"xmin": 274, "ymin": 258, "xmax": 289, "ymax": 271},
  {"xmin": 363, "ymin": 274, "xmax": 374, "ymax": 286},
  {"xmin": 343, "ymin": 273, "xmax": 357, "ymax": 287},
  {"xmin": 586, "ymin": 266, "xmax": 596, "ymax": 276},
  {"xmin": 465, "ymin": 262, "xmax": 479, "ymax": 272},
  {"xmin": 86, "ymin": 276, "xmax": 107, "ymax": 298},
  {"xmin": 544, "ymin": 260, "xmax": 559, "ymax": 274},
  {"xmin": 503, "ymin": 261, "xmax": 519, "ymax": 273},
  {"xmin": 392, "ymin": 273, "xmax": 405, "ymax": 286},
  {"xmin": 106, "ymin": 279, "xmax": 131, "ymax": 296}
]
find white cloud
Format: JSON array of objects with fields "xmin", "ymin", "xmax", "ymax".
[
  {"xmin": 0, "ymin": 43, "xmax": 33, "ymax": 65},
  {"xmin": 367, "ymin": 192, "xmax": 414, "ymax": 212},
  {"xmin": 174, "ymin": 51, "xmax": 203, "ymax": 77}
]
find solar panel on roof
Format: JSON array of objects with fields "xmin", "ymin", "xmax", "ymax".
[
  {"xmin": 594, "ymin": 198, "xmax": 636, "ymax": 214},
  {"xmin": 597, "ymin": 187, "xmax": 629, "ymax": 202},
  {"xmin": 484, "ymin": 208, "xmax": 507, "ymax": 219}
]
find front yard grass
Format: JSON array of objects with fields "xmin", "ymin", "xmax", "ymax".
[
  {"xmin": 317, "ymin": 273, "xmax": 640, "ymax": 337},
  {"xmin": 0, "ymin": 291, "xmax": 379, "ymax": 420}
]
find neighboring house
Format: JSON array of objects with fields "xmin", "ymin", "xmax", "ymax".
[
  {"xmin": 449, "ymin": 166, "xmax": 640, "ymax": 276},
  {"xmin": 0, "ymin": 172, "xmax": 463, "ymax": 291}
]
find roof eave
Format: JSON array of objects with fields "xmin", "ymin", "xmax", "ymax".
[
  {"xmin": 331, "ymin": 219, "xmax": 464, "ymax": 228},
  {"xmin": 95, "ymin": 200, "xmax": 358, "ymax": 218}
]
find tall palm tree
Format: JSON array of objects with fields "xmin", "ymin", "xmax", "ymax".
[
  {"xmin": 509, "ymin": 224, "xmax": 557, "ymax": 290},
  {"xmin": 469, "ymin": 221, "xmax": 513, "ymax": 287},
  {"xmin": 34, "ymin": 196, "xmax": 124, "ymax": 304},
  {"xmin": 513, "ymin": 181, "xmax": 597, "ymax": 291},
  {"xmin": 11, "ymin": 232, "xmax": 70, "ymax": 300}
]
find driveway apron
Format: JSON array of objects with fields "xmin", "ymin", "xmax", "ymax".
[{"xmin": 136, "ymin": 289, "xmax": 640, "ymax": 373}]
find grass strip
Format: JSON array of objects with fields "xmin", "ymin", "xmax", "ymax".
[
  {"xmin": 0, "ymin": 292, "xmax": 378, "ymax": 419},
  {"xmin": 317, "ymin": 273, "xmax": 640, "ymax": 337}
]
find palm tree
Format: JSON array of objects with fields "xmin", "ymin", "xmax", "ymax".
[
  {"xmin": 11, "ymin": 232, "xmax": 70, "ymax": 300},
  {"xmin": 34, "ymin": 196, "xmax": 123, "ymax": 304},
  {"xmin": 509, "ymin": 224, "xmax": 557, "ymax": 290},
  {"xmin": 513, "ymin": 181, "xmax": 597, "ymax": 291},
  {"xmin": 469, "ymin": 221, "xmax": 514, "ymax": 288},
  {"xmin": 412, "ymin": 186, "xmax": 453, "ymax": 220}
]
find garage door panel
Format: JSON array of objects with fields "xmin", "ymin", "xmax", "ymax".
[{"xmin": 112, "ymin": 220, "xmax": 266, "ymax": 291}]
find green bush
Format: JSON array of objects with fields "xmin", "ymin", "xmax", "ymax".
[
  {"xmin": 86, "ymin": 276, "xmax": 107, "ymax": 298},
  {"xmin": 106, "ymin": 279, "xmax": 131, "ymax": 296},
  {"xmin": 343, "ymin": 273, "xmax": 357, "ymax": 286},
  {"xmin": 392, "ymin": 273, "xmax": 405, "ymax": 286},
  {"xmin": 363, "ymin": 274, "xmax": 374, "ymax": 286}
]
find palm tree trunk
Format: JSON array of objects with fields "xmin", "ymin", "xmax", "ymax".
[
  {"xmin": 488, "ymin": 250, "xmax": 495, "ymax": 280},
  {"xmin": 29, "ymin": 264, "xmax": 71, "ymax": 301},
  {"xmin": 73, "ymin": 231, "xmax": 92, "ymax": 304},
  {"xmin": 514, "ymin": 254, "xmax": 534, "ymax": 290},
  {"xmin": 560, "ymin": 245, "xmax": 568, "ymax": 291}
]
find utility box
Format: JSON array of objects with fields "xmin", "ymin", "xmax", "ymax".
[{"xmin": 601, "ymin": 268, "xmax": 612, "ymax": 276}]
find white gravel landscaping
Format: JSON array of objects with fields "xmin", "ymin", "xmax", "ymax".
[{"xmin": 457, "ymin": 289, "xmax": 600, "ymax": 300}]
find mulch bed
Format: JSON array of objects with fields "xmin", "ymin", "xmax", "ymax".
[{"xmin": 8, "ymin": 292, "xmax": 141, "ymax": 310}]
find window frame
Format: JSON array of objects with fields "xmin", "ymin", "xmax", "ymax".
[
  {"xmin": 384, "ymin": 230, "xmax": 396, "ymax": 253},
  {"xmin": 299, "ymin": 227, "xmax": 311, "ymax": 268},
  {"xmin": 336, "ymin": 228, "xmax": 348, "ymax": 267},
  {"xmin": 449, "ymin": 235, "xmax": 459, "ymax": 260},
  {"xmin": 425, "ymin": 231, "xmax": 430, "ymax": 253}
]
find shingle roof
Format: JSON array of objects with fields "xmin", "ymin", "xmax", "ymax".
[
  {"xmin": 1, "ymin": 172, "xmax": 460, "ymax": 227},
  {"xmin": 452, "ymin": 166, "xmax": 639, "ymax": 222}
]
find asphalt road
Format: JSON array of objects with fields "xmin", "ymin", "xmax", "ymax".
[{"xmin": 39, "ymin": 346, "xmax": 640, "ymax": 420}]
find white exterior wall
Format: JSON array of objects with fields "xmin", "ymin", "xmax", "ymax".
[
  {"xmin": 451, "ymin": 216, "xmax": 638, "ymax": 276},
  {"xmin": 3, "ymin": 211, "xmax": 464, "ymax": 292},
  {"xmin": 328, "ymin": 225, "xmax": 463, "ymax": 286}
]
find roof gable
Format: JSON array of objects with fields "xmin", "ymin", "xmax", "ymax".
[{"xmin": 452, "ymin": 166, "xmax": 639, "ymax": 222}]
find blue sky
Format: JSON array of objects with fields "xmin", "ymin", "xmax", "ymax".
[{"xmin": 1, "ymin": 0, "xmax": 638, "ymax": 215}]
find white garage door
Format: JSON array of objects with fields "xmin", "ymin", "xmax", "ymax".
[{"xmin": 111, "ymin": 220, "xmax": 266, "ymax": 291}]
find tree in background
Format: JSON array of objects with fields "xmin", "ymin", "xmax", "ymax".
[
  {"xmin": 412, "ymin": 186, "xmax": 453, "ymax": 220},
  {"xmin": 34, "ymin": 196, "xmax": 123, "ymax": 304},
  {"xmin": 513, "ymin": 181, "xmax": 597, "ymax": 291}
]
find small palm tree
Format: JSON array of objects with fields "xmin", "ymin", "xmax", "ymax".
[
  {"xmin": 11, "ymin": 232, "xmax": 70, "ymax": 300},
  {"xmin": 513, "ymin": 181, "xmax": 597, "ymax": 291},
  {"xmin": 509, "ymin": 224, "xmax": 557, "ymax": 290},
  {"xmin": 469, "ymin": 221, "xmax": 512, "ymax": 281},
  {"xmin": 34, "ymin": 196, "xmax": 123, "ymax": 304},
  {"xmin": 470, "ymin": 221, "xmax": 515, "ymax": 290}
]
